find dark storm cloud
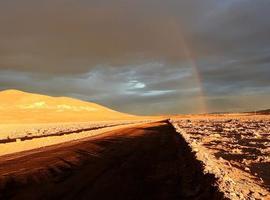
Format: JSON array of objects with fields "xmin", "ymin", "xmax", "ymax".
[{"xmin": 0, "ymin": 0, "xmax": 270, "ymax": 114}]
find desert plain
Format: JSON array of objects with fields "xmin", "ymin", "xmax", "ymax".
[{"xmin": 0, "ymin": 90, "xmax": 269, "ymax": 200}]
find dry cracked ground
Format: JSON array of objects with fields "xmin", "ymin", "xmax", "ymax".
[
  {"xmin": 0, "ymin": 116, "xmax": 269, "ymax": 200},
  {"xmin": 171, "ymin": 115, "xmax": 270, "ymax": 199}
]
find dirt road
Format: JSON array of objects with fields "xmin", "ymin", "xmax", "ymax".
[{"xmin": 0, "ymin": 121, "xmax": 224, "ymax": 200}]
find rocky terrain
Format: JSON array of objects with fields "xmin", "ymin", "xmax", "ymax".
[{"xmin": 171, "ymin": 116, "xmax": 270, "ymax": 199}]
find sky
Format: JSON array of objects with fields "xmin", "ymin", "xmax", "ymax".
[{"xmin": 0, "ymin": 0, "xmax": 270, "ymax": 115}]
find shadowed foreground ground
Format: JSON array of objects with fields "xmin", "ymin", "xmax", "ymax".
[{"xmin": 0, "ymin": 121, "xmax": 224, "ymax": 200}]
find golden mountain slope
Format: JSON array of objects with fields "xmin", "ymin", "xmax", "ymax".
[{"xmin": 0, "ymin": 90, "xmax": 136, "ymax": 123}]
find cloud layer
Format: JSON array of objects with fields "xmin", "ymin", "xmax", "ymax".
[{"xmin": 0, "ymin": 0, "xmax": 269, "ymax": 114}]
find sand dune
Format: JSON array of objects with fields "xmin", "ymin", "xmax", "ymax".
[{"xmin": 0, "ymin": 89, "xmax": 137, "ymax": 123}]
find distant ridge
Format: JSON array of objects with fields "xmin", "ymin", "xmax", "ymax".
[
  {"xmin": 255, "ymin": 109, "xmax": 270, "ymax": 114},
  {"xmin": 0, "ymin": 89, "xmax": 137, "ymax": 123}
]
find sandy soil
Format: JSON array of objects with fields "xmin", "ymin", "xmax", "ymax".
[
  {"xmin": 0, "ymin": 90, "xmax": 148, "ymax": 124},
  {"xmin": 0, "ymin": 120, "xmax": 153, "ymax": 142},
  {"xmin": 0, "ymin": 120, "xmax": 153, "ymax": 156},
  {"xmin": 0, "ymin": 113, "xmax": 269, "ymax": 199},
  {"xmin": 171, "ymin": 115, "xmax": 270, "ymax": 199},
  {"xmin": 0, "ymin": 121, "xmax": 224, "ymax": 200}
]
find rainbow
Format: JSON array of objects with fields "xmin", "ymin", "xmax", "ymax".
[{"xmin": 169, "ymin": 19, "xmax": 208, "ymax": 114}]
